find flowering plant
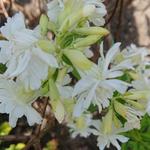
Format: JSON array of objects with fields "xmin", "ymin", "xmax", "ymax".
[{"xmin": 0, "ymin": 0, "xmax": 150, "ymax": 149}]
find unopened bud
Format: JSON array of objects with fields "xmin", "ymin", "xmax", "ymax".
[
  {"xmin": 126, "ymin": 99, "xmax": 145, "ymax": 110},
  {"xmin": 114, "ymin": 101, "xmax": 127, "ymax": 118},
  {"xmin": 37, "ymin": 40, "xmax": 55, "ymax": 53},
  {"xmin": 74, "ymin": 27, "xmax": 109, "ymax": 36},
  {"xmin": 51, "ymin": 99, "xmax": 65, "ymax": 123},
  {"xmin": 63, "ymin": 50, "xmax": 93, "ymax": 70},
  {"xmin": 73, "ymin": 35, "xmax": 101, "ymax": 48},
  {"xmin": 102, "ymin": 108, "xmax": 113, "ymax": 134},
  {"xmin": 39, "ymin": 14, "xmax": 49, "ymax": 36}
]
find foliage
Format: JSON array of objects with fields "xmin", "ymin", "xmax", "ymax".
[{"xmin": 122, "ymin": 114, "xmax": 150, "ymax": 150}]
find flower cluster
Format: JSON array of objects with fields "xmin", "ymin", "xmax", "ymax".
[{"xmin": 0, "ymin": 0, "xmax": 150, "ymax": 149}]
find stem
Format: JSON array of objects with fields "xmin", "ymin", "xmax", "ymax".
[
  {"xmin": 24, "ymin": 98, "xmax": 49, "ymax": 150},
  {"xmin": 0, "ymin": 135, "xmax": 29, "ymax": 142}
]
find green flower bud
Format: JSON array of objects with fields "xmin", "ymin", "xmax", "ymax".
[
  {"xmin": 63, "ymin": 50, "xmax": 93, "ymax": 70},
  {"xmin": 49, "ymin": 79, "xmax": 60, "ymax": 100},
  {"xmin": 56, "ymin": 67, "xmax": 67, "ymax": 84},
  {"xmin": 124, "ymin": 91, "xmax": 150, "ymax": 100},
  {"xmin": 47, "ymin": 20, "xmax": 57, "ymax": 33},
  {"xmin": 128, "ymin": 71, "xmax": 140, "ymax": 80},
  {"xmin": 114, "ymin": 101, "xmax": 127, "ymax": 118},
  {"xmin": 59, "ymin": 4, "xmax": 95, "ymax": 33},
  {"xmin": 113, "ymin": 114, "xmax": 121, "ymax": 128},
  {"xmin": 73, "ymin": 35, "xmax": 101, "ymax": 48},
  {"xmin": 37, "ymin": 40, "xmax": 55, "ymax": 53},
  {"xmin": 51, "ymin": 99, "xmax": 65, "ymax": 123},
  {"xmin": 40, "ymin": 14, "xmax": 49, "ymax": 36},
  {"xmin": 126, "ymin": 99, "xmax": 145, "ymax": 110},
  {"xmin": 102, "ymin": 108, "xmax": 113, "ymax": 134},
  {"xmin": 73, "ymin": 27, "xmax": 109, "ymax": 36}
]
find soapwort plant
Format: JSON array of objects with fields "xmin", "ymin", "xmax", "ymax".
[{"xmin": 0, "ymin": 0, "xmax": 150, "ymax": 149}]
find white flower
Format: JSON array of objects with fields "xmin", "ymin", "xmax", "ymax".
[
  {"xmin": 47, "ymin": 0, "xmax": 107, "ymax": 26},
  {"xmin": 73, "ymin": 43, "xmax": 130, "ymax": 117},
  {"xmin": 84, "ymin": 0, "xmax": 107, "ymax": 26},
  {"xmin": 0, "ymin": 78, "xmax": 42, "ymax": 127},
  {"xmin": 131, "ymin": 77, "xmax": 150, "ymax": 115},
  {"xmin": 115, "ymin": 44, "xmax": 149, "ymax": 67},
  {"xmin": 68, "ymin": 114, "xmax": 92, "ymax": 138},
  {"xmin": 125, "ymin": 106, "xmax": 143, "ymax": 129},
  {"xmin": 0, "ymin": 12, "xmax": 58, "ymax": 90},
  {"xmin": 91, "ymin": 121, "xmax": 129, "ymax": 150}
]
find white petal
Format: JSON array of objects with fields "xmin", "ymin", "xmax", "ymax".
[
  {"xmin": 0, "ymin": 12, "xmax": 25, "ymax": 39},
  {"xmin": 9, "ymin": 113, "xmax": 18, "ymax": 128},
  {"xmin": 85, "ymin": 81, "xmax": 99, "ymax": 108},
  {"xmin": 106, "ymin": 70, "xmax": 123, "ymax": 78},
  {"xmin": 73, "ymin": 77, "xmax": 95, "ymax": 96},
  {"xmin": 32, "ymin": 48, "xmax": 58, "ymax": 68},
  {"xmin": 73, "ymin": 99, "xmax": 85, "ymax": 117},
  {"xmin": 26, "ymin": 106, "xmax": 42, "ymax": 126},
  {"xmin": 8, "ymin": 51, "xmax": 31, "ymax": 77},
  {"xmin": 106, "ymin": 79, "xmax": 129, "ymax": 94},
  {"xmin": 105, "ymin": 43, "xmax": 121, "ymax": 69}
]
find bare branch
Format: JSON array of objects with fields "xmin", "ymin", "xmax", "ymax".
[{"xmin": 0, "ymin": 135, "xmax": 29, "ymax": 142}]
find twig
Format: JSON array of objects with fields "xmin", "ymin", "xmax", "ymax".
[
  {"xmin": 104, "ymin": 0, "xmax": 120, "ymax": 26},
  {"xmin": 0, "ymin": 135, "xmax": 29, "ymax": 142},
  {"xmin": 36, "ymin": 98, "xmax": 49, "ymax": 137},
  {"xmin": 0, "ymin": 0, "xmax": 9, "ymax": 18},
  {"xmin": 24, "ymin": 98, "xmax": 49, "ymax": 150}
]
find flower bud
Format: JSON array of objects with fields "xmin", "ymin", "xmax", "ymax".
[
  {"xmin": 40, "ymin": 14, "xmax": 49, "ymax": 36},
  {"xmin": 49, "ymin": 79, "xmax": 60, "ymax": 100},
  {"xmin": 74, "ymin": 27, "xmax": 109, "ymax": 36},
  {"xmin": 51, "ymin": 99, "xmax": 65, "ymax": 123},
  {"xmin": 128, "ymin": 71, "xmax": 140, "ymax": 80},
  {"xmin": 102, "ymin": 108, "xmax": 113, "ymax": 134},
  {"xmin": 63, "ymin": 50, "xmax": 93, "ymax": 70},
  {"xmin": 47, "ymin": 21, "xmax": 57, "ymax": 33},
  {"xmin": 56, "ymin": 67, "xmax": 67, "ymax": 84},
  {"xmin": 124, "ymin": 91, "xmax": 149, "ymax": 100},
  {"xmin": 113, "ymin": 114, "xmax": 121, "ymax": 128},
  {"xmin": 126, "ymin": 99, "xmax": 145, "ymax": 110},
  {"xmin": 114, "ymin": 101, "xmax": 127, "ymax": 118},
  {"xmin": 73, "ymin": 35, "xmax": 101, "ymax": 48},
  {"xmin": 59, "ymin": 4, "xmax": 95, "ymax": 33},
  {"xmin": 37, "ymin": 40, "xmax": 55, "ymax": 53}
]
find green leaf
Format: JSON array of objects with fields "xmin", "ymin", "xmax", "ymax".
[
  {"xmin": 0, "ymin": 122, "xmax": 11, "ymax": 136},
  {"xmin": 0, "ymin": 64, "xmax": 7, "ymax": 74},
  {"xmin": 6, "ymin": 143, "xmax": 25, "ymax": 150},
  {"xmin": 121, "ymin": 114, "xmax": 150, "ymax": 150}
]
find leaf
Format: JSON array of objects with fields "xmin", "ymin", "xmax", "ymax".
[
  {"xmin": 121, "ymin": 114, "xmax": 150, "ymax": 150},
  {"xmin": 6, "ymin": 143, "xmax": 25, "ymax": 150},
  {"xmin": 0, "ymin": 64, "xmax": 7, "ymax": 74},
  {"xmin": 0, "ymin": 122, "xmax": 11, "ymax": 136}
]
